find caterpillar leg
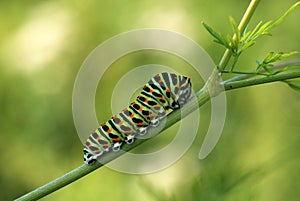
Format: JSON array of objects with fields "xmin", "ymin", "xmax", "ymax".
[
  {"xmin": 112, "ymin": 142, "xmax": 122, "ymax": 152},
  {"xmin": 125, "ymin": 135, "xmax": 135, "ymax": 144},
  {"xmin": 150, "ymin": 118, "xmax": 160, "ymax": 127},
  {"xmin": 138, "ymin": 127, "xmax": 147, "ymax": 136},
  {"xmin": 84, "ymin": 149, "xmax": 103, "ymax": 165},
  {"xmin": 170, "ymin": 101, "xmax": 180, "ymax": 110}
]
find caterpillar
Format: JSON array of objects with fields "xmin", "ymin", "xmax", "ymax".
[{"xmin": 83, "ymin": 72, "xmax": 192, "ymax": 165}]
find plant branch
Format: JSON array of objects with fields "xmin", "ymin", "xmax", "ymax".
[
  {"xmin": 222, "ymin": 58, "xmax": 300, "ymax": 83},
  {"xmin": 218, "ymin": 0, "xmax": 261, "ymax": 70},
  {"xmin": 14, "ymin": 60, "xmax": 300, "ymax": 201},
  {"xmin": 223, "ymin": 69, "xmax": 300, "ymax": 90}
]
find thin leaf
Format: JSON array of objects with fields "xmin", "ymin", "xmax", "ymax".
[
  {"xmin": 257, "ymin": 20, "xmax": 273, "ymax": 33},
  {"xmin": 202, "ymin": 22, "xmax": 231, "ymax": 49},
  {"xmin": 202, "ymin": 22, "xmax": 223, "ymax": 42},
  {"xmin": 245, "ymin": 21, "xmax": 263, "ymax": 41},
  {"xmin": 263, "ymin": 52, "xmax": 275, "ymax": 63},
  {"xmin": 280, "ymin": 51, "xmax": 300, "ymax": 59},
  {"xmin": 229, "ymin": 16, "xmax": 240, "ymax": 42},
  {"xmin": 267, "ymin": 2, "xmax": 300, "ymax": 31},
  {"xmin": 256, "ymin": 51, "xmax": 300, "ymax": 73},
  {"xmin": 239, "ymin": 41, "xmax": 255, "ymax": 53}
]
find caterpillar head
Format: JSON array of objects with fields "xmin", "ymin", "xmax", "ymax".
[{"xmin": 178, "ymin": 76, "xmax": 192, "ymax": 106}]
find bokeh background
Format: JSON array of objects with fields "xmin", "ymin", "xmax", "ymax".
[{"xmin": 1, "ymin": 0, "xmax": 300, "ymax": 200}]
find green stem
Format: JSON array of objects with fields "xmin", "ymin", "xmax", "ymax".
[
  {"xmin": 15, "ymin": 63, "xmax": 300, "ymax": 201},
  {"xmin": 218, "ymin": 0, "xmax": 261, "ymax": 70},
  {"xmin": 223, "ymin": 70, "xmax": 300, "ymax": 90},
  {"xmin": 223, "ymin": 58, "xmax": 300, "ymax": 83}
]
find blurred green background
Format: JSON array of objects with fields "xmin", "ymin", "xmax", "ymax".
[{"xmin": 1, "ymin": 0, "xmax": 300, "ymax": 200}]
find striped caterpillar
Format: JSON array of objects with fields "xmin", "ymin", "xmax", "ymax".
[{"xmin": 83, "ymin": 72, "xmax": 192, "ymax": 165}]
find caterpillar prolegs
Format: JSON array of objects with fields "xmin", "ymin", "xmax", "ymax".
[{"xmin": 83, "ymin": 72, "xmax": 192, "ymax": 165}]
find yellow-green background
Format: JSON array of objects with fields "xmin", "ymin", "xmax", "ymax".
[{"xmin": 1, "ymin": 0, "xmax": 300, "ymax": 200}]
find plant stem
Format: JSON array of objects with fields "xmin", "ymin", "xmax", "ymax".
[
  {"xmin": 218, "ymin": 0, "xmax": 261, "ymax": 70},
  {"xmin": 222, "ymin": 58, "xmax": 300, "ymax": 83},
  {"xmin": 223, "ymin": 69, "xmax": 300, "ymax": 90},
  {"xmin": 14, "ymin": 62, "xmax": 300, "ymax": 201}
]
